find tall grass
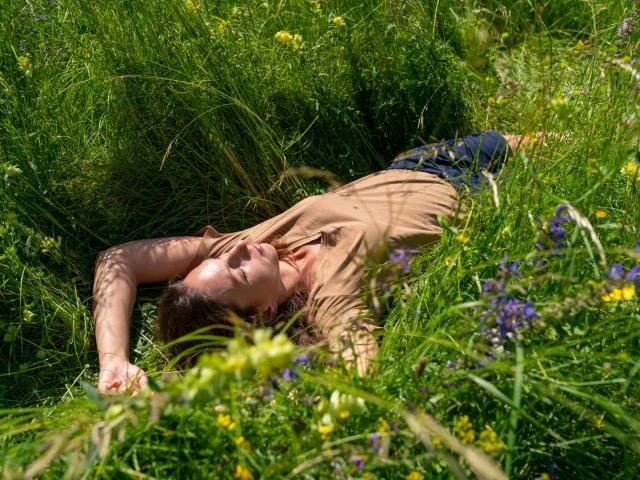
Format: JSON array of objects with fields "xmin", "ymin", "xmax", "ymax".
[{"xmin": 1, "ymin": 0, "xmax": 639, "ymax": 478}]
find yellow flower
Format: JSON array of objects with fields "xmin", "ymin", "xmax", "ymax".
[
  {"xmin": 407, "ymin": 472, "xmax": 423, "ymax": 480},
  {"xmin": 612, "ymin": 288, "xmax": 623, "ymax": 302},
  {"xmin": 596, "ymin": 210, "xmax": 607, "ymax": 219},
  {"xmin": 577, "ymin": 40, "xmax": 585, "ymax": 49},
  {"xmin": 456, "ymin": 233, "xmax": 470, "ymax": 244},
  {"xmin": 218, "ymin": 19, "xmax": 231, "ymax": 32},
  {"xmin": 477, "ymin": 426, "xmax": 505, "ymax": 456},
  {"xmin": 622, "ymin": 284, "xmax": 636, "ymax": 301},
  {"xmin": 17, "ymin": 56, "xmax": 30, "ymax": 70},
  {"xmin": 455, "ymin": 415, "xmax": 472, "ymax": 431},
  {"xmin": 445, "ymin": 255, "xmax": 454, "ymax": 267},
  {"xmin": 233, "ymin": 464, "xmax": 253, "ymax": 480},
  {"xmin": 432, "ymin": 437, "xmax": 442, "ymax": 445},
  {"xmin": 218, "ymin": 413, "xmax": 236, "ymax": 431},
  {"xmin": 339, "ymin": 410, "xmax": 350, "ymax": 419},
  {"xmin": 378, "ymin": 417, "xmax": 388, "ymax": 434},
  {"xmin": 601, "ymin": 293, "xmax": 612, "ymax": 303},
  {"xmin": 231, "ymin": 7, "xmax": 240, "ymax": 15},
  {"xmin": 185, "ymin": 0, "xmax": 201, "ymax": 14},
  {"xmin": 319, "ymin": 425, "xmax": 332, "ymax": 440},
  {"xmin": 275, "ymin": 30, "xmax": 293, "ymax": 45},
  {"xmin": 292, "ymin": 33, "xmax": 303, "ymax": 46},
  {"xmin": 234, "ymin": 436, "xmax": 244, "ymax": 445},
  {"xmin": 621, "ymin": 161, "xmax": 640, "ymax": 181},
  {"xmin": 333, "ymin": 16, "xmax": 346, "ymax": 27},
  {"xmin": 460, "ymin": 429, "xmax": 476, "ymax": 444},
  {"xmin": 541, "ymin": 474, "xmax": 550, "ymax": 480}
]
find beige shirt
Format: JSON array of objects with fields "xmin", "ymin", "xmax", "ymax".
[{"xmin": 186, "ymin": 169, "xmax": 460, "ymax": 338}]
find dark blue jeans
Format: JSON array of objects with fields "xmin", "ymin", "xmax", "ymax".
[{"xmin": 385, "ymin": 131, "xmax": 512, "ymax": 192}]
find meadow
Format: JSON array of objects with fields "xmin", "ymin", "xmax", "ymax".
[{"xmin": 1, "ymin": 0, "xmax": 639, "ymax": 478}]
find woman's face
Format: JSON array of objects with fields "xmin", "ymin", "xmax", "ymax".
[{"xmin": 184, "ymin": 239, "xmax": 281, "ymax": 313}]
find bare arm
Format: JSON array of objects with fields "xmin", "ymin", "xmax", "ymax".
[
  {"xmin": 327, "ymin": 323, "xmax": 379, "ymax": 377},
  {"xmin": 92, "ymin": 236, "xmax": 202, "ymax": 392}
]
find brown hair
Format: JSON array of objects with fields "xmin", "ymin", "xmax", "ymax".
[{"xmin": 157, "ymin": 235, "xmax": 318, "ymax": 366}]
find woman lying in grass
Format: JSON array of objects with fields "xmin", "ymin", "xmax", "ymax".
[{"xmin": 93, "ymin": 131, "xmax": 536, "ymax": 395}]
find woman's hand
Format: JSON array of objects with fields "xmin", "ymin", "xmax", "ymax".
[{"xmin": 98, "ymin": 358, "xmax": 149, "ymax": 396}]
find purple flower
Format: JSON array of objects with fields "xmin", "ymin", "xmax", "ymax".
[
  {"xmin": 293, "ymin": 355, "xmax": 310, "ymax": 366},
  {"xmin": 447, "ymin": 360, "xmax": 457, "ymax": 368},
  {"xmin": 609, "ymin": 263, "xmax": 624, "ymax": 280},
  {"xmin": 369, "ymin": 432, "xmax": 381, "ymax": 453},
  {"xmin": 536, "ymin": 205, "xmax": 571, "ymax": 257},
  {"xmin": 636, "ymin": 239, "xmax": 640, "ymax": 252},
  {"xmin": 50, "ymin": 0, "xmax": 55, "ymax": 4},
  {"xmin": 627, "ymin": 265, "xmax": 640, "ymax": 282},
  {"xmin": 351, "ymin": 457, "xmax": 365, "ymax": 471},
  {"xmin": 556, "ymin": 204, "xmax": 570, "ymax": 221},
  {"xmin": 282, "ymin": 368, "xmax": 300, "ymax": 381},
  {"xmin": 19, "ymin": 43, "xmax": 25, "ymax": 50},
  {"xmin": 618, "ymin": 17, "xmax": 636, "ymax": 38},
  {"xmin": 34, "ymin": 13, "xmax": 40, "ymax": 20}
]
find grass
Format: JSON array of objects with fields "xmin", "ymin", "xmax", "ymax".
[{"xmin": 1, "ymin": 0, "xmax": 639, "ymax": 478}]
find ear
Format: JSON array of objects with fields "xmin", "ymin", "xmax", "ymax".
[{"xmin": 262, "ymin": 301, "xmax": 278, "ymax": 323}]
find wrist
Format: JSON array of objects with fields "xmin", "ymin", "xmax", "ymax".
[{"xmin": 99, "ymin": 351, "xmax": 129, "ymax": 367}]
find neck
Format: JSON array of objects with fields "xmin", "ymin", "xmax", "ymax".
[{"xmin": 276, "ymin": 250, "xmax": 311, "ymax": 306}]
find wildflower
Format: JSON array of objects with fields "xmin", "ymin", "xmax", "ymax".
[
  {"xmin": 432, "ymin": 437, "xmax": 442, "ymax": 445},
  {"xmin": 233, "ymin": 464, "xmax": 253, "ymax": 480},
  {"xmin": 217, "ymin": 413, "xmax": 237, "ymax": 431},
  {"xmin": 19, "ymin": 43, "xmax": 25, "ymax": 51},
  {"xmin": 5, "ymin": 165, "xmax": 22, "ymax": 177},
  {"xmin": 621, "ymin": 161, "xmax": 640, "ymax": 181},
  {"xmin": 618, "ymin": 17, "xmax": 636, "ymax": 38},
  {"xmin": 390, "ymin": 248, "xmax": 418, "ymax": 273},
  {"xmin": 319, "ymin": 424, "xmax": 332, "ymax": 440},
  {"xmin": 333, "ymin": 16, "xmax": 346, "ymax": 27},
  {"xmin": 609, "ymin": 263, "xmax": 624, "ymax": 280},
  {"xmin": 378, "ymin": 417, "xmax": 388, "ymax": 434},
  {"xmin": 234, "ymin": 436, "xmax": 245, "ymax": 445},
  {"xmin": 636, "ymin": 240, "xmax": 640, "ymax": 252},
  {"xmin": 596, "ymin": 210, "xmax": 607, "ymax": 219},
  {"xmin": 445, "ymin": 255, "xmax": 454, "ymax": 266},
  {"xmin": 293, "ymin": 355, "xmax": 310, "ymax": 366},
  {"xmin": 456, "ymin": 233, "xmax": 470, "ymax": 244},
  {"xmin": 477, "ymin": 426, "xmax": 505, "ymax": 456},
  {"xmin": 275, "ymin": 30, "xmax": 293, "ymax": 45},
  {"xmin": 185, "ymin": 0, "xmax": 201, "ymax": 14},
  {"xmin": 407, "ymin": 473, "xmax": 423, "ymax": 480},
  {"xmin": 218, "ymin": 19, "xmax": 230, "ymax": 32},
  {"xmin": 231, "ymin": 7, "xmax": 240, "ymax": 15},
  {"xmin": 369, "ymin": 432, "xmax": 381, "ymax": 453},
  {"xmin": 501, "ymin": 32, "xmax": 509, "ymax": 40},
  {"xmin": 455, "ymin": 415, "xmax": 472, "ymax": 431},
  {"xmin": 577, "ymin": 40, "xmax": 585, "ymax": 49},
  {"xmin": 536, "ymin": 204, "xmax": 571, "ymax": 257},
  {"xmin": 350, "ymin": 455, "xmax": 365, "ymax": 471},
  {"xmin": 50, "ymin": 0, "xmax": 55, "ymax": 4},
  {"xmin": 17, "ymin": 56, "xmax": 30, "ymax": 70},
  {"xmin": 292, "ymin": 33, "xmax": 302, "ymax": 46},
  {"xmin": 34, "ymin": 13, "xmax": 40, "ymax": 20},
  {"xmin": 282, "ymin": 368, "xmax": 300, "ymax": 381},
  {"xmin": 447, "ymin": 360, "xmax": 457, "ymax": 368}
]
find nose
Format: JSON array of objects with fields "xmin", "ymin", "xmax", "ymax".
[{"xmin": 229, "ymin": 239, "xmax": 250, "ymax": 257}]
